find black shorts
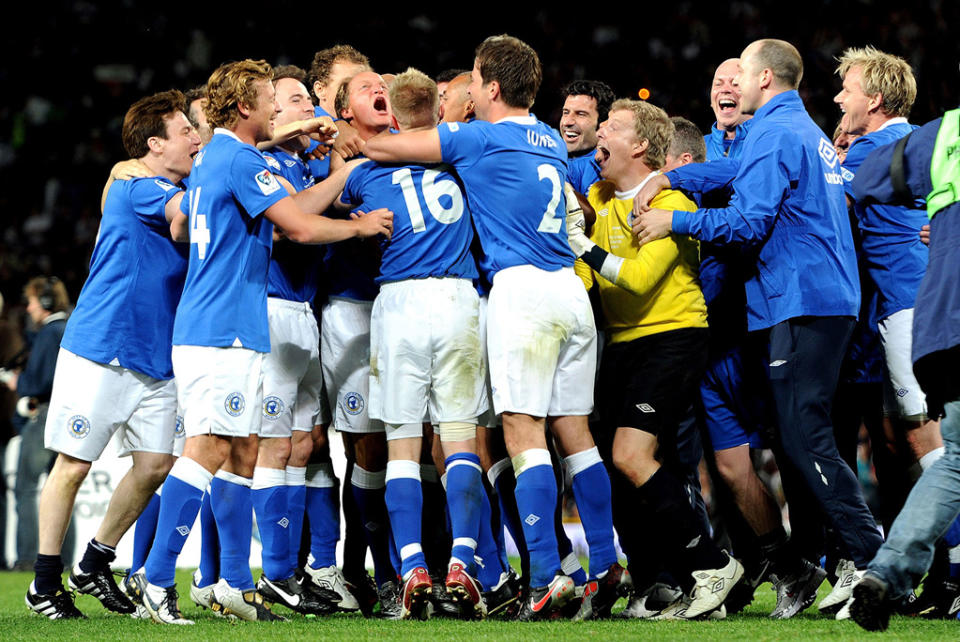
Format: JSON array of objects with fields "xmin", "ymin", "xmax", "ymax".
[{"xmin": 597, "ymin": 327, "xmax": 709, "ymax": 438}]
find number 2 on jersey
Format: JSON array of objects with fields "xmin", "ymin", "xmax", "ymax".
[
  {"xmin": 536, "ymin": 164, "xmax": 563, "ymax": 233},
  {"xmin": 391, "ymin": 168, "xmax": 464, "ymax": 233}
]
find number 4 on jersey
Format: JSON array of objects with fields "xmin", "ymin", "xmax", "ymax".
[{"xmin": 188, "ymin": 186, "xmax": 211, "ymax": 259}]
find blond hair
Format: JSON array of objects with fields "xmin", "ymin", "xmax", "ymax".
[
  {"xmin": 388, "ymin": 68, "xmax": 438, "ymax": 129},
  {"xmin": 836, "ymin": 46, "xmax": 916, "ymax": 118},
  {"xmin": 204, "ymin": 59, "xmax": 273, "ymax": 130},
  {"xmin": 609, "ymin": 99, "xmax": 674, "ymax": 170}
]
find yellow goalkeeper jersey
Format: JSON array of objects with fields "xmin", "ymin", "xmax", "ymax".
[{"xmin": 576, "ymin": 179, "xmax": 708, "ymax": 344}]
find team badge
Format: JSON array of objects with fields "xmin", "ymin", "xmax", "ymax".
[
  {"xmin": 68, "ymin": 415, "xmax": 91, "ymax": 439},
  {"xmin": 344, "ymin": 392, "xmax": 365, "ymax": 415},
  {"xmin": 175, "ymin": 415, "xmax": 185, "ymax": 437},
  {"xmin": 262, "ymin": 395, "xmax": 285, "ymax": 420},
  {"xmin": 225, "ymin": 392, "xmax": 246, "ymax": 417},
  {"xmin": 255, "ymin": 169, "xmax": 281, "ymax": 195}
]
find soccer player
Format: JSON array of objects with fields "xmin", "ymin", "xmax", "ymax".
[
  {"xmin": 568, "ymin": 99, "xmax": 742, "ymax": 620},
  {"xmin": 834, "ymin": 46, "xmax": 960, "ymax": 616},
  {"xmin": 322, "ymin": 68, "xmax": 402, "ymax": 616},
  {"xmin": 185, "ymin": 86, "xmax": 213, "ymax": 146},
  {"xmin": 337, "ymin": 67, "xmax": 495, "ymax": 620},
  {"xmin": 125, "ymin": 59, "xmax": 391, "ymax": 625},
  {"xmin": 25, "ymin": 90, "xmax": 198, "ymax": 620},
  {"xmin": 365, "ymin": 35, "xmax": 625, "ymax": 621},
  {"xmin": 440, "ymin": 72, "xmax": 475, "ymax": 124},
  {"xmin": 848, "ymin": 109, "xmax": 960, "ymax": 632},
  {"xmin": 632, "ymin": 39, "xmax": 882, "ymax": 617},
  {"xmin": 249, "ymin": 66, "xmax": 353, "ymax": 616},
  {"xmin": 560, "ymin": 80, "xmax": 614, "ymax": 195},
  {"xmin": 308, "ymin": 45, "xmax": 371, "ymax": 179},
  {"xmin": 705, "ymin": 59, "xmax": 749, "ymax": 159}
]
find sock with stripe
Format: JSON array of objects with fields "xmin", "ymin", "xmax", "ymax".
[
  {"xmin": 305, "ymin": 462, "xmax": 339, "ymax": 569},
  {"xmin": 445, "ymin": 452, "xmax": 484, "ymax": 576},
  {"xmin": 211, "ymin": 470, "xmax": 255, "ymax": 590},
  {"xmin": 565, "ymin": 447, "xmax": 618, "ymax": 577},
  {"xmin": 385, "ymin": 459, "xmax": 426, "ymax": 578},
  {"xmin": 512, "ymin": 449, "xmax": 561, "ymax": 588},
  {"xmin": 251, "ymin": 466, "xmax": 291, "ymax": 581},
  {"xmin": 144, "ymin": 457, "xmax": 211, "ymax": 588}
]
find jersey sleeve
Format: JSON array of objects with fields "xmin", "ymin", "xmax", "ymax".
[
  {"xmin": 340, "ymin": 163, "xmax": 368, "ymax": 207},
  {"xmin": 673, "ymin": 128, "xmax": 793, "ymax": 246},
  {"xmin": 438, "ymin": 121, "xmax": 487, "ymax": 170},
  {"xmin": 667, "ymin": 157, "xmax": 740, "ymax": 195},
  {"xmin": 228, "ymin": 145, "xmax": 290, "ymax": 219},
  {"xmin": 852, "ymin": 118, "xmax": 939, "ymax": 205},
  {"xmin": 130, "ymin": 178, "xmax": 182, "ymax": 229},
  {"xmin": 841, "ymin": 136, "xmax": 876, "ymax": 199}
]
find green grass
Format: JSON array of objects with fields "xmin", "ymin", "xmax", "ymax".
[{"xmin": 3, "ymin": 568, "xmax": 957, "ymax": 640}]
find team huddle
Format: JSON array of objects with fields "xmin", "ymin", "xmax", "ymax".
[{"xmin": 21, "ymin": 33, "xmax": 960, "ymax": 632}]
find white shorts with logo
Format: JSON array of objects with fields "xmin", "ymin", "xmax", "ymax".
[
  {"xmin": 45, "ymin": 348, "xmax": 178, "ymax": 462},
  {"xmin": 370, "ymin": 278, "xmax": 488, "ymax": 430},
  {"xmin": 260, "ymin": 298, "xmax": 324, "ymax": 438},
  {"xmin": 879, "ymin": 307, "xmax": 927, "ymax": 418},
  {"xmin": 321, "ymin": 297, "xmax": 383, "ymax": 433},
  {"xmin": 172, "ymin": 344, "xmax": 264, "ymax": 438},
  {"xmin": 487, "ymin": 265, "xmax": 597, "ymax": 417}
]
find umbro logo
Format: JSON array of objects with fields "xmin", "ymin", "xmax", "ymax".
[
  {"xmin": 818, "ymin": 138, "xmax": 838, "ymax": 168},
  {"xmin": 636, "ymin": 403, "xmax": 655, "ymax": 413},
  {"xmin": 176, "ymin": 525, "xmax": 191, "ymax": 537},
  {"xmin": 712, "ymin": 579, "xmax": 725, "ymax": 594},
  {"xmin": 770, "ymin": 360, "xmax": 787, "ymax": 367},
  {"xmin": 524, "ymin": 513, "xmax": 541, "ymax": 526},
  {"xmin": 814, "ymin": 462, "xmax": 829, "ymax": 486},
  {"xmin": 686, "ymin": 535, "xmax": 700, "ymax": 549},
  {"xmin": 278, "ymin": 517, "xmax": 290, "ymax": 529}
]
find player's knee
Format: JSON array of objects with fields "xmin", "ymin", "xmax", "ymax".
[
  {"xmin": 257, "ymin": 437, "xmax": 292, "ymax": 468},
  {"xmin": 289, "ymin": 432, "xmax": 313, "ymax": 465},
  {"xmin": 131, "ymin": 453, "xmax": 175, "ymax": 487},
  {"xmin": 51, "ymin": 453, "xmax": 92, "ymax": 486},
  {"xmin": 437, "ymin": 421, "xmax": 476, "ymax": 443}
]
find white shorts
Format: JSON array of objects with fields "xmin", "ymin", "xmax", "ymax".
[
  {"xmin": 45, "ymin": 348, "xmax": 178, "ymax": 461},
  {"xmin": 487, "ymin": 265, "xmax": 597, "ymax": 417},
  {"xmin": 172, "ymin": 345, "xmax": 264, "ymax": 438},
  {"xmin": 879, "ymin": 308, "xmax": 927, "ymax": 419},
  {"xmin": 260, "ymin": 298, "xmax": 324, "ymax": 438},
  {"xmin": 320, "ymin": 298, "xmax": 383, "ymax": 433},
  {"xmin": 476, "ymin": 295, "xmax": 499, "ymax": 429},
  {"xmin": 370, "ymin": 278, "xmax": 488, "ymax": 427}
]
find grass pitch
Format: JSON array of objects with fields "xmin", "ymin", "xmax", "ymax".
[{"xmin": 2, "ymin": 568, "xmax": 957, "ymax": 640}]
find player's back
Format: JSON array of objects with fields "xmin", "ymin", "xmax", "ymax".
[
  {"xmin": 342, "ymin": 160, "xmax": 478, "ymax": 284},
  {"xmin": 62, "ymin": 177, "xmax": 187, "ymax": 380},
  {"xmin": 438, "ymin": 117, "xmax": 574, "ymax": 280},
  {"xmin": 173, "ymin": 131, "xmax": 282, "ymax": 352}
]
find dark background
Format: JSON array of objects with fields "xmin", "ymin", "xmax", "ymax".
[{"xmin": 1, "ymin": 0, "xmax": 957, "ymax": 312}]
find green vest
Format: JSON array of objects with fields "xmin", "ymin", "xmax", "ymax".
[{"xmin": 928, "ymin": 108, "xmax": 960, "ymax": 220}]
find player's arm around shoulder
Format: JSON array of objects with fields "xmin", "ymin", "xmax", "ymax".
[{"xmin": 364, "ymin": 127, "xmax": 442, "ymax": 164}]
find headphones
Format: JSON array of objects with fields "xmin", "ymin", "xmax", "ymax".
[{"xmin": 37, "ymin": 277, "xmax": 60, "ymax": 312}]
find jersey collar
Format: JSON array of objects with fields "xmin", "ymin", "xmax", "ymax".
[
  {"xmin": 876, "ymin": 117, "xmax": 909, "ymax": 131},
  {"xmin": 494, "ymin": 115, "xmax": 536, "ymax": 125},
  {"xmin": 213, "ymin": 128, "xmax": 243, "ymax": 142},
  {"xmin": 616, "ymin": 171, "xmax": 662, "ymax": 200}
]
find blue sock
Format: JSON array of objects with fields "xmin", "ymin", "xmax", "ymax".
[
  {"xmin": 251, "ymin": 467, "xmax": 291, "ymax": 580},
  {"xmin": 445, "ymin": 452, "xmax": 484, "ymax": 576},
  {"xmin": 211, "ymin": 471, "xmax": 255, "ymax": 590},
  {"xmin": 285, "ymin": 466, "xmax": 307, "ymax": 572},
  {"xmin": 565, "ymin": 447, "xmax": 618, "ymax": 577},
  {"xmin": 513, "ymin": 449, "xmax": 560, "ymax": 587},
  {"xmin": 197, "ymin": 489, "xmax": 219, "ymax": 586},
  {"xmin": 130, "ymin": 492, "xmax": 161, "ymax": 575},
  {"xmin": 144, "ymin": 457, "xmax": 211, "ymax": 588},
  {"xmin": 475, "ymin": 477, "xmax": 506, "ymax": 589},
  {"xmin": 352, "ymin": 464, "xmax": 397, "ymax": 586},
  {"xmin": 385, "ymin": 459, "xmax": 426, "ymax": 578},
  {"xmin": 305, "ymin": 462, "xmax": 339, "ymax": 569},
  {"xmin": 490, "ymin": 457, "xmax": 529, "ymax": 580}
]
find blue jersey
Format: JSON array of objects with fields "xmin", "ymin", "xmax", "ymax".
[
  {"xmin": 670, "ymin": 91, "xmax": 860, "ymax": 330},
  {"xmin": 306, "ymin": 105, "xmax": 333, "ymax": 180},
  {"xmin": 437, "ymin": 116, "xmax": 574, "ymax": 281},
  {"xmin": 173, "ymin": 129, "xmax": 288, "ymax": 352},
  {"xmin": 703, "ymin": 122, "xmax": 748, "ymax": 161},
  {"xmin": 842, "ymin": 120, "xmax": 926, "ymax": 321},
  {"xmin": 342, "ymin": 159, "xmax": 478, "ymax": 284},
  {"xmin": 567, "ymin": 152, "xmax": 602, "ymax": 195},
  {"xmin": 262, "ymin": 149, "xmax": 324, "ymax": 303},
  {"xmin": 62, "ymin": 176, "xmax": 187, "ymax": 380}
]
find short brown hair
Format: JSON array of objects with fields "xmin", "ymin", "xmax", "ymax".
[
  {"xmin": 24, "ymin": 276, "xmax": 69, "ymax": 313},
  {"xmin": 309, "ymin": 45, "xmax": 370, "ymax": 91},
  {"xmin": 474, "ymin": 35, "xmax": 542, "ymax": 109},
  {"xmin": 121, "ymin": 90, "xmax": 187, "ymax": 158},
  {"xmin": 273, "ymin": 64, "xmax": 308, "ymax": 86},
  {"xmin": 389, "ymin": 68, "xmax": 438, "ymax": 129},
  {"xmin": 609, "ymin": 99, "xmax": 674, "ymax": 170},
  {"xmin": 204, "ymin": 59, "xmax": 273, "ymax": 130},
  {"xmin": 334, "ymin": 76, "xmax": 355, "ymax": 119},
  {"xmin": 668, "ymin": 116, "xmax": 706, "ymax": 164},
  {"xmin": 752, "ymin": 39, "xmax": 804, "ymax": 90},
  {"xmin": 836, "ymin": 46, "xmax": 916, "ymax": 118}
]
